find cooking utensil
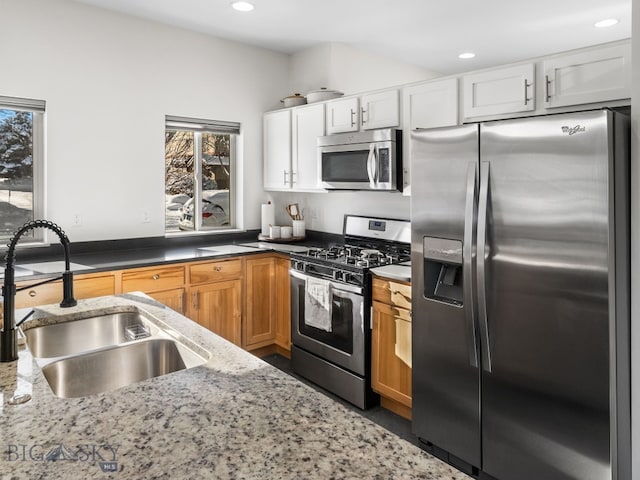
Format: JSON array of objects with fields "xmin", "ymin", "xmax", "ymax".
[
  {"xmin": 281, "ymin": 93, "xmax": 307, "ymax": 108},
  {"xmin": 286, "ymin": 203, "xmax": 302, "ymax": 220},
  {"xmin": 306, "ymin": 88, "xmax": 344, "ymax": 103}
]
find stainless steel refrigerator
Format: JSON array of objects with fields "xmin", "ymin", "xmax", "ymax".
[{"xmin": 410, "ymin": 109, "xmax": 630, "ymax": 480}]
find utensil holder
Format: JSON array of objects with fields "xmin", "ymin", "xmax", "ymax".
[{"xmin": 292, "ymin": 220, "xmax": 305, "ymax": 238}]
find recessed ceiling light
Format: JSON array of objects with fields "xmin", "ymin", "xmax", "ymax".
[
  {"xmin": 458, "ymin": 52, "xmax": 475, "ymax": 60},
  {"xmin": 231, "ymin": 1, "xmax": 255, "ymax": 12},
  {"xmin": 594, "ymin": 18, "xmax": 619, "ymax": 28}
]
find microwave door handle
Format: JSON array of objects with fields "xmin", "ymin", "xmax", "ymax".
[
  {"xmin": 367, "ymin": 144, "xmax": 376, "ymax": 187},
  {"xmin": 373, "ymin": 145, "xmax": 379, "ymax": 184}
]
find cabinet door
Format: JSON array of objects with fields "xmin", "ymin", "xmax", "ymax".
[
  {"xmin": 361, "ymin": 90, "xmax": 400, "ymax": 130},
  {"xmin": 15, "ymin": 273, "xmax": 116, "ymax": 309},
  {"xmin": 244, "ymin": 257, "xmax": 276, "ymax": 348},
  {"xmin": 190, "ymin": 280, "xmax": 242, "ymax": 346},
  {"xmin": 147, "ymin": 288, "xmax": 185, "ymax": 314},
  {"xmin": 326, "ymin": 97, "xmax": 359, "ymax": 134},
  {"xmin": 402, "ymin": 78, "xmax": 458, "ymax": 195},
  {"xmin": 292, "ymin": 103, "xmax": 325, "ymax": 191},
  {"xmin": 371, "ymin": 300, "xmax": 412, "ymax": 409},
  {"xmin": 543, "ymin": 42, "xmax": 631, "ymax": 108},
  {"xmin": 274, "ymin": 257, "xmax": 291, "ymax": 351},
  {"xmin": 263, "ymin": 110, "xmax": 292, "ymax": 190},
  {"xmin": 463, "ymin": 63, "xmax": 535, "ymax": 118}
]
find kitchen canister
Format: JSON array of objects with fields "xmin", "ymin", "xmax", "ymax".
[
  {"xmin": 292, "ymin": 220, "xmax": 305, "ymax": 238},
  {"xmin": 269, "ymin": 225, "xmax": 281, "ymax": 239},
  {"xmin": 281, "ymin": 226, "xmax": 292, "ymax": 239}
]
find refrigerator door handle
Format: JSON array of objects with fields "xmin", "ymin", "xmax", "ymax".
[
  {"xmin": 477, "ymin": 161, "xmax": 492, "ymax": 373},
  {"xmin": 463, "ymin": 162, "xmax": 479, "ymax": 368}
]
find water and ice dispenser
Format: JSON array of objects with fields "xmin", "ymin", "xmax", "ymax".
[{"xmin": 422, "ymin": 237, "xmax": 464, "ymax": 305}]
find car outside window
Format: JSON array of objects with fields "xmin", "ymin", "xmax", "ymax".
[{"xmin": 165, "ymin": 116, "xmax": 238, "ymax": 234}]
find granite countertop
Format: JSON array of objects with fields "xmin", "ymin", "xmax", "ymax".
[{"xmin": 0, "ymin": 293, "xmax": 470, "ymax": 479}]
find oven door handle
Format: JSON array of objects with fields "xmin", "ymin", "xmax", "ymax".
[{"xmin": 289, "ymin": 269, "xmax": 364, "ymax": 296}]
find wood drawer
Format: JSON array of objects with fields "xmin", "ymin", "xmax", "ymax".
[
  {"xmin": 15, "ymin": 273, "xmax": 116, "ymax": 309},
  {"xmin": 372, "ymin": 277, "xmax": 411, "ymax": 310},
  {"xmin": 189, "ymin": 259, "xmax": 242, "ymax": 284},
  {"xmin": 122, "ymin": 265, "xmax": 185, "ymax": 293}
]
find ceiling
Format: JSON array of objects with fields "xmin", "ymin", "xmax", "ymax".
[{"xmin": 71, "ymin": 0, "xmax": 631, "ymax": 75}]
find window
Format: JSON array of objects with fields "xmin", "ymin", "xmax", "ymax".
[
  {"xmin": 0, "ymin": 96, "xmax": 45, "ymax": 243},
  {"xmin": 165, "ymin": 116, "xmax": 239, "ymax": 234}
]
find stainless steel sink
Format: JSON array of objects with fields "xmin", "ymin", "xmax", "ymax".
[
  {"xmin": 41, "ymin": 339, "xmax": 204, "ymax": 398},
  {"xmin": 25, "ymin": 311, "xmax": 158, "ymax": 358},
  {"xmin": 23, "ymin": 306, "xmax": 210, "ymax": 398}
]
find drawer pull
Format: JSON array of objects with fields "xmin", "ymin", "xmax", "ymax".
[
  {"xmin": 29, "ymin": 290, "xmax": 37, "ymax": 297},
  {"xmin": 213, "ymin": 266, "xmax": 222, "ymax": 272},
  {"xmin": 390, "ymin": 288, "xmax": 410, "ymax": 301},
  {"xmin": 152, "ymin": 274, "xmax": 160, "ymax": 280}
]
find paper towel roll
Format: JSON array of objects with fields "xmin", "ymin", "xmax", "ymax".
[{"xmin": 261, "ymin": 202, "xmax": 274, "ymax": 236}]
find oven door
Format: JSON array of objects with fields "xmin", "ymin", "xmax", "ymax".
[
  {"xmin": 320, "ymin": 141, "xmax": 397, "ymax": 191},
  {"xmin": 290, "ymin": 269, "xmax": 366, "ymax": 375}
]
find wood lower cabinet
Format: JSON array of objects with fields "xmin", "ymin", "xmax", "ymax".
[
  {"xmin": 274, "ymin": 256, "xmax": 291, "ymax": 352},
  {"xmin": 189, "ymin": 279, "xmax": 242, "ymax": 346},
  {"xmin": 244, "ymin": 256, "xmax": 276, "ymax": 349},
  {"xmin": 121, "ymin": 264, "xmax": 186, "ymax": 314},
  {"xmin": 15, "ymin": 272, "xmax": 116, "ymax": 309},
  {"xmin": 371, "ymin": 276, "xmax": 412, "ymax": 420},
  {"xmin": 147, "ymin": 288, "xmax": 185, "ymax": 314},
  {"xmin": 187, "ymin": 259, "xmax": 243, "ymax": 346}
]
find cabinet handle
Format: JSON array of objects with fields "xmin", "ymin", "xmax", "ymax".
[
  {"xmin": 193, "ymin": 291, "xmax": 199, "ymax": 310},
  {"xmin": 523, "ymin": 79, "xmax": 532, "ymax": 106},
  {"xmin": 291, "ymin": 171, "xmax": 297, "ymax": 184},
  {"xmin": 29, "ymin": 290, "xmax": 37, "ymax": 297},
  {"xmin": 152, "ymin": 274, "xmax": 160, "ymax": 280},
  {"xmin": 213, "ymin": 266, "xmax": 222, "ymax": 272},
  {"xmin": 283, "ymin": 170, "xmax": 289, "ymax": 185},
  {"xmin": 350, "ymin": 109, "xmax": 356, "ymax": 127},
  {"xmin": 361, "ymin": 107, "xmax": 367, "ymax": 125},
  {"xmin": 545, "ymin": 75, "xmax": 551, "ymax": 102},
  {"xmin": 390, "ymin": 288, "xmax": 411, "ymax": 302}
]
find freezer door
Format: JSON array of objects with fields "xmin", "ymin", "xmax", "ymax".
[
  {"xmin": 479, "ymin": 111, "xmax": 612, "ymax": 480},
  {"xmin": 410, "ymin": 124, "xmax": 481, "ymax": 467}
]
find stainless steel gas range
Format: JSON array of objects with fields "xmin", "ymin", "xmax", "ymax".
[{"xmin": 290, "ymin": 215, "xmax": 411, "ymax": 409}]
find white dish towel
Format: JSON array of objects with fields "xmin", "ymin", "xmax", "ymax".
[{"xmin": 304, "ymin": 277, "xmax": 333, "ymax": 332}]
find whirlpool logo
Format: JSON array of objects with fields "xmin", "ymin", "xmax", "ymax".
[{"xmin": 561, "ymin": 125, "xmax": 586, "ymax": 135}]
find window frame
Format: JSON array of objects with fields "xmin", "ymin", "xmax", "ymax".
[
  {"xmin": 164, "ymin": 115, "xmax": 239, "ymax": 236},
  {"xmin": 0, "ymin": 96, "xmax": 46, "ymax": 246}
]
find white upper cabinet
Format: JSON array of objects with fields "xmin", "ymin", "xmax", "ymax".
[
  {"xmin": 402, "ymin": 77, "xmax": 459, "ymax": 195},
  {"xmin": 463, "ymin": 63, "xmax": 535, "ymax": 119},
  {"xmin": 326, "ymin": 97, "xmax": 360, "ymax": 134},
  {"xmin": 543, "ymin": 43, "xmax": 631, "ymax": 109},
  {"xmin": 360, "ymin": 90, "xmax": 400, "ymax": 130},
  {"xmin": 291, "ymin": 103, "xmax": 325, "ymax": 191},
  {"xmin": 326, "ymin": 89, "xmax": 400, "ymax": 134},
  {"xmin": 263, "ymin": 110, "xmax": 291, "ymax": 190}
]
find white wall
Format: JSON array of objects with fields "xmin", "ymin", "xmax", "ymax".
[
  {"xmin": 289, "ymin": 42, "xmax": 439, "ymax": 96},
  {"xmin": 630, "ymin": 6, "xmax": 639, "ymax": 479},
  {"xmin": 279, "ymin": 43, "xmax": 439, "ymax": 234},
  {"xmin": 1, "ymin": 0, "xmax": 289, "ymax": 242}
]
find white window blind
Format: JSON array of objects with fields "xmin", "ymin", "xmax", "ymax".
[{"xmin": 165, "ymin": 115, "xmax": 240, "ymax": 135}]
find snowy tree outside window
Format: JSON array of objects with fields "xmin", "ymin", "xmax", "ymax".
[{"xmin": 0, "ymin": 100, "xmax": 44, "ymax": 243}]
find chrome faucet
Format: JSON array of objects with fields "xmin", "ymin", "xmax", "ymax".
[{"xmin": 1, "ymin": 220, "xmax": 77, "ymax": 362}]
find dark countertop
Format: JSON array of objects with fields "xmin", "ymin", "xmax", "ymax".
[{"xmin": 4, "ymin": 230, "xmax": 338, "ymax": 279}]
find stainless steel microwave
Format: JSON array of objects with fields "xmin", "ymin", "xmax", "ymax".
[{"xmin": 318, "ymin": 129, "xmax": 402, "ymax": 191}]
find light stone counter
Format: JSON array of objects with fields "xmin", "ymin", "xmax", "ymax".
[{"xmin": 0, "ymin": 293, "xmax": 469, "ymax": 479}]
